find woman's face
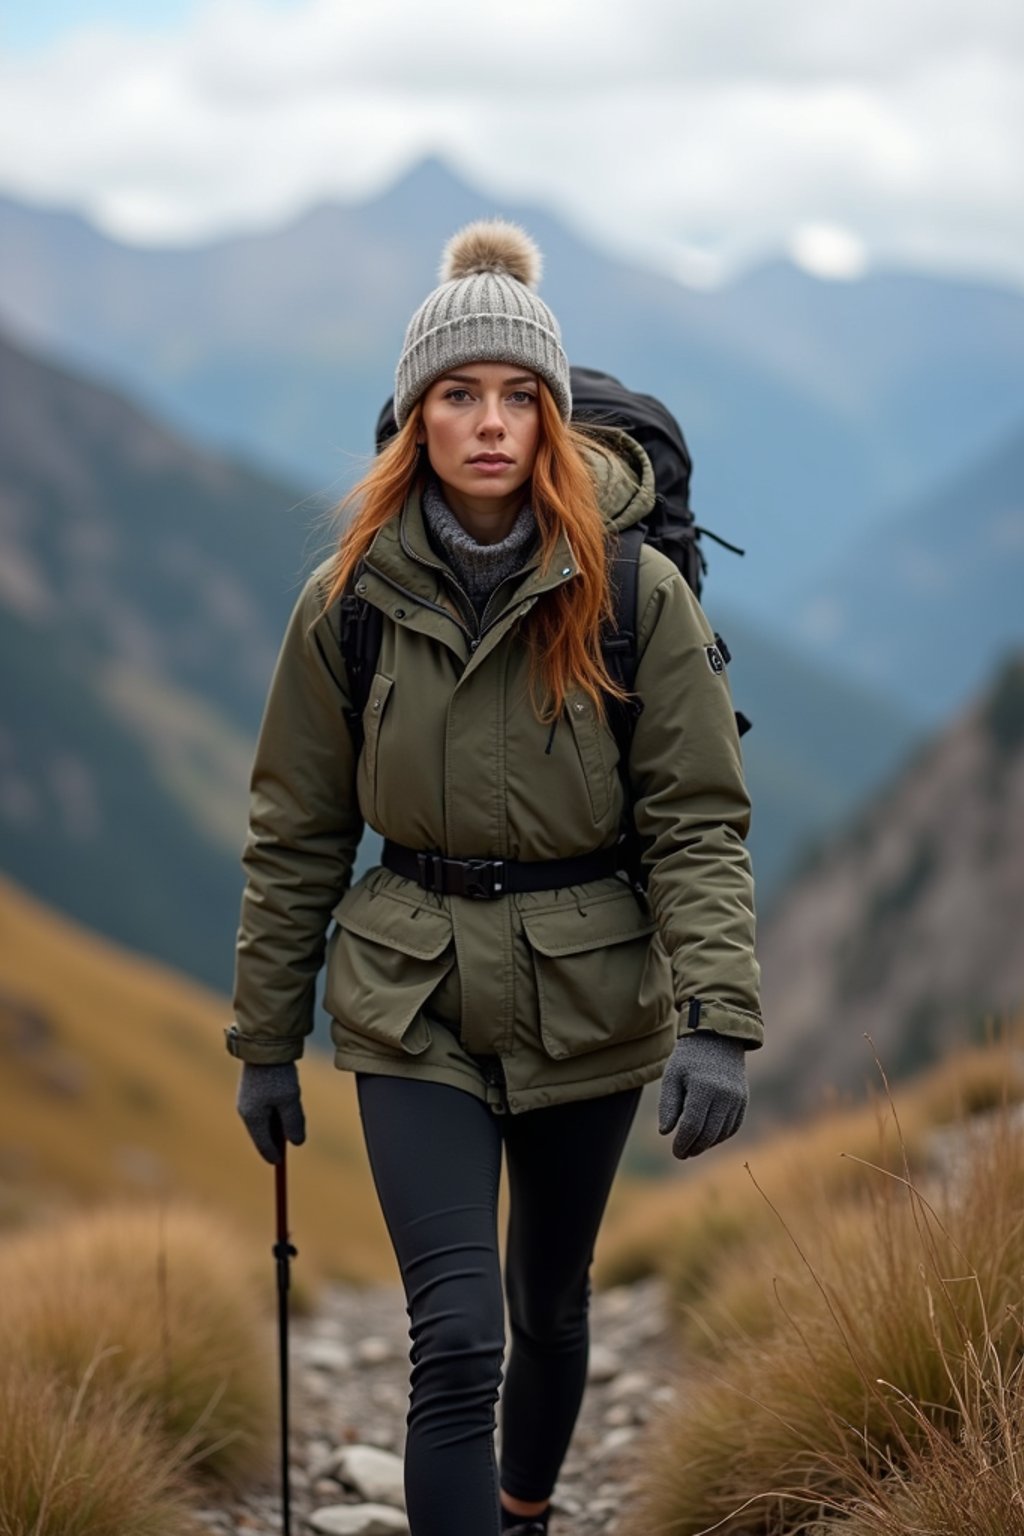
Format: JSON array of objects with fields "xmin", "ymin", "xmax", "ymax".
[{"xmin": 417, "ymin": 362, "xmax": 541, "ymax": 518}]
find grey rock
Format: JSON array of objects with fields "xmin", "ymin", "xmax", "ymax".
[
  {"xmin": 606, "ymin": 1369, "xmax": 651, "ymax": 1401},
  {"xmin": 355, "ymin": 1336, "xmax": 395, "ymax": 1365},
  {"xmin": 303, "ymin": 1339, "xmax": 354, "ymax": 1372},
  {"xmin": 586, "ymin": 1342, "xmax": 622, "ymax": 1382},
  {"xmin": 599, "ymin": 1425, "xmax": 637, "ymax": 1455},
  {"xmin": 305, "ymin": 1439, "xmax": 338, "ymax": 1476},
  {"xmin": 308, "ymin": 1506, "xmax": 409, "ymax": 1536},
  {"xmin": 596, "ymin": 1284, "xmax": 633, "ymax": 1317},
  {"xmin": 334, "ymin": 1444, "xmax": 406, "ymax": 1508}
]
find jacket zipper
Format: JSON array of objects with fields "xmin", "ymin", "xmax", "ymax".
[
  {"xmin": 397, "ymin": 519, "xmax": 481, "ymax": 631},
  {"xmin": 397, "ymin": 515, "xmax": 548, "ymax": 646},
  {"xmin": 366, "ymin": 561, "xmax": 537, "ymax": 653}
]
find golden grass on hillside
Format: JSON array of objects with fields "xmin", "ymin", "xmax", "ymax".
[
  {"xmin": 0, "ymin": 872, "xmax": 401, "ymax": 1285},
  {"xmin": 594, "ymin": 1036, "xmax": 1024, "ymax": 1305},
  {"xmin": 0, "ymin": 1353, "xmax": 205, "ymax": 1536},
  {"xmin": 624, "ymin": 1093, "xmax": 1024, "ymax": 1535},
  {"xmin": 596, "ymin": 1090, "xmax": 916, "ymax": 1299},
  {"xmin": 0, "ymin": 1199, "xmax": 278, "ymax": 1487}
]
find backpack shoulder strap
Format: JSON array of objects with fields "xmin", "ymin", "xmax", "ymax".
[
  {"xmin": 337, "ymin": 559, "xmax": 383, "ymax": 758},
  {"xmin": 600, "ymin": 527, "xmax": 652, "ymax": 897},
  {"xmin": 600, "ymin": 524, "xmax": 645, "ymax": 743}
]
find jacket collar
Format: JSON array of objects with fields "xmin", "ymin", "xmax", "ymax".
[{"xmin": 363, "ymin": 474, "xmax": 579, "ymax": 611}]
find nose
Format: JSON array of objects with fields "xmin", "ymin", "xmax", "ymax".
[{"xmin": 476, "ymin": 393, "xmax": 507, "ymax": 438}]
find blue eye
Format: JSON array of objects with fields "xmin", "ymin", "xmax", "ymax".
[
  {"xmin": 510, "ymin": 391, "xmax": 536, "ymax": 404},
  {"xmin": 444, "ymin": 388, "xmax": 471, "ymax": 402}
]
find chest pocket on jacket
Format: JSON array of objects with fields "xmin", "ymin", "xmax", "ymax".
[
  {"xmin": 565, "ymin": 692, "xmax": 612, "ymax": 824},
  {"xmin": 358, "ymin": 672, "xmax": 394, "ymax": 826}
]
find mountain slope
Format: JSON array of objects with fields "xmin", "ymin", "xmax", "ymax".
[
  {"xmin": 0, "ymin": 324, "xmax": 330, "ymax": 989},
  {"xmin": 0, "ymin": 871, "xmax": 394, "ymax": 1283},
  {"xmin": 754, "ymin": 652, "xmax": 1024, "ymax": 1116},
  {"xmin": 790, "ymin": 417, "xmax": 1024, "ymax": 722},
  {"xmin": 706, "ymin": 604, "xmax": 920, "ymax": 894},
  {"xmin": 0, "ymin": 323, "xmax": 324, "ymax": 737},
  {"xmin": 0, "ymin": 603, "xmax": 245, "ymax": 989}
]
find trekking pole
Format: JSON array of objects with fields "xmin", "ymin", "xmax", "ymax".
[{"xmin": 270, "ymin": 1111, "xmax": 298, "ymax": 1536}]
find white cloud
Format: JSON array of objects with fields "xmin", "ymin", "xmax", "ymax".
[
  {"xmin": 790, "ymin": 223, "xmax": 869, "ymax": 281},
  {"xmin": 0, "ymin": 0, "xmax": 1022, "ymax": 291}
]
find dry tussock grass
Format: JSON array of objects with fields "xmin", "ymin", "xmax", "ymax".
[
  {"xmin": 0, "ymin": 1353, "xmax": 205, "ymax": 1536},
  {"xmin": 595, "ymin": 1036, "xmax": 1024, "ymax": 1305},
  {"xmin": 596, "ymin": 1088, "xmax": 918, "ymax": 1301},
  {"xmin": 834, "ymin": 1359, "xmax": 1024, "ymax": 1535},
  {"xmin": 0, "ymin": 1197, "xmax": 277, "ymax": 1489},
  {"xmin": 624, "ymin": 1067, "xmax": 1024, "ymax": 1536}
]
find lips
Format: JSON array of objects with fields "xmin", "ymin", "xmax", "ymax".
[{"xmin": 469, "ymin": 454, "xmax": 513, "ymax": 464}]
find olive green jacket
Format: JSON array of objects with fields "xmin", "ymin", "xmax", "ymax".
[{"xmin": 227, "ymin": 429, "xmax": 762, "ymax": 1113}]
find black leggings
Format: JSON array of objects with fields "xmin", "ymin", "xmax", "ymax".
[{"xmin": 355, "ymin": 1073, "xmax": 642, "ymax": 1536}]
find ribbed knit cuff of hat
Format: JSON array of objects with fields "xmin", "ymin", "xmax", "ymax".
[{"xmin": 421, "ymin": 473, "xmax": 538, "ymax": 619}]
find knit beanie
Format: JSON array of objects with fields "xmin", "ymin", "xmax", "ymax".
[{"xmin": 393, "ymin": 218, "xmax": 572, "ymax": 428}]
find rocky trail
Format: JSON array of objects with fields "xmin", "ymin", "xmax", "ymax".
[{"xmin": 194, "ymin": 1273, "xmax": 679, "ymax": 1535}]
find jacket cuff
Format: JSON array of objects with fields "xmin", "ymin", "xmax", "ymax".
[
  {"xmin": 223, "ymin": 1024, "xmax": 305, "ymax": 1065},
  {"xmin": 677, "ymin": 997, "xmax": 764, "ymax": 1049}
]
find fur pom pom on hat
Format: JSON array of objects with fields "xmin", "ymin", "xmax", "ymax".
[
  {"xmin": 439, "ymin": 218, "xmax": 542, "ymax": 288},
  {"xmin": 394, "ymin": 217, "xmax": 570, "ymax": 427}
]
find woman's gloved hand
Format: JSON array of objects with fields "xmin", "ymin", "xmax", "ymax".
[
  {"xmin": 236, "ymin": 1061, "xmax": 306, "ymax": 1164},
  {"xmin": 658, "ymin": 1030, "xmax": 749, "ymax": 1160}
]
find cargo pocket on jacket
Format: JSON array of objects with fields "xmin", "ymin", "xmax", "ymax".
[
  {"xmin": 357, "ymin": 672, "xmax": 394, "ymax": 827},
  {"xmin": 520, "ymin": 888, "xmax": 672, "ymax": 1059},
  {"xmin": 323, "ymin": 880, "xmax": 454, "ymax": 1055}
]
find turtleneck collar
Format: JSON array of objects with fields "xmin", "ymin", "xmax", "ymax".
[{"xmin": 421, "ymin": 472, "xmax": 538, "ymax": 619}]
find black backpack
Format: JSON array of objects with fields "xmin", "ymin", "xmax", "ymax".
[{"xmin": 338, "ymin": 366, "xmax": 749, "ymax": 892}]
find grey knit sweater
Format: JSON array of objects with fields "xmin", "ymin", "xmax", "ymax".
[{"xmin": 421, "ymin": 474, "xmax": 537, "ymax": 630}]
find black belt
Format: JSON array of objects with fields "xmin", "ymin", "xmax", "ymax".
[{"xmin": 381, "ymin": 837, "xmax": 622, "ymax": 899}]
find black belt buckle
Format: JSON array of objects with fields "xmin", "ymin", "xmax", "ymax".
[
  {"xmin": 463, "ymin": 858, "xmax": 506, "ymax": 899},
  {"xmin": 416, "ymin": 851, "xmax": 446, "ymax": 892}
]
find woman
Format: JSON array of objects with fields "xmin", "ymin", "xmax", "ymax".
[{"xmin": 228, "ymin": 219, "xmax": 763, "ymax": 1536}]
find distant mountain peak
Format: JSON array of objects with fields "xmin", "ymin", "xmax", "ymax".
[{"xmin": 376, "ymin": 154, "xmax": 480, "ymax": 203}]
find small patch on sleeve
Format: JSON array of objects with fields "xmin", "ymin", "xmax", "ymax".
[{"xmin": 704, "ymin": 643, "xmax": 725, "ymax": 675}]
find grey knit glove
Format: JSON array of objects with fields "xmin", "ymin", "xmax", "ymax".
[
  {"xmin": 658, "ymin": 1030, "xmax": 749, "ymax": 1160},
  {"xmin": 236, "ymin": 1061, "xmax": 306, "ymax": 1165}
]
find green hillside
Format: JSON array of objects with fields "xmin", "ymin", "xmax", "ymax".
[{"xmin": 0, "ymin": 605, "xmax": 243, "ymax": 990}]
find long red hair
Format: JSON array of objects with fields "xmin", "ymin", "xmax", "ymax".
[{"xmin": 319, "ymin": 380, "xmax": 633, "ymax": 727}]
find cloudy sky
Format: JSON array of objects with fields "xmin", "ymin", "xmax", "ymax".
[{"xmin": 2, "ymin": 0, "xmax": 1022, "ymax": 291}]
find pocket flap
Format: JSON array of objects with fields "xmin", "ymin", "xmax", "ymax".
[
  {"xmin": 521, "ymin": 889, "xmax": 656, "ymax": 958},
  {"xmin": 332, "ymin": 880, "xmax": 453, "ymax": 960}
]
